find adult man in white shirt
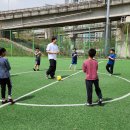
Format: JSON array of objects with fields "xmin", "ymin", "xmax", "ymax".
[{"xmin": 46, "ymin": 37, "xmax": 59, "ymax": 79}]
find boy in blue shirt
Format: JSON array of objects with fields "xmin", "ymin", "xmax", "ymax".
[
  {"xmin": 0, "ymin": 48, "xmax": 14, "ymax": 104},
  {"xmin": 69, "ymin": 48, "xmax": 78, "ymax": 71},
  {"xmin": 106, "ymin": 49, "xmax": 116, "ymax": 75}
]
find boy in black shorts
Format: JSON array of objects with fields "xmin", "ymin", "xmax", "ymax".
[{"xmin": 33, "ymin": 47, "xmax": 42, "ymax": 71}]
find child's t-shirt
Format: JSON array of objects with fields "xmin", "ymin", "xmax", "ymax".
[
  {"xmin": 108, "ymin": 54, "xmax": 116, "ymax": 65},
  {"xmin": 35, "ymin": 51, "xmax": 41, "ymax": 61},
  {"xmin": 72, "ymin": 52, "xmax": 77, "ymax": 61},
  {"xmin": 82, "ymin": 59, "xmax": 98, "ymax": 80}
]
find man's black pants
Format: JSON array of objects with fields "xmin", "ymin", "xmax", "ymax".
[
  {"xmin": 85, "ymin": 79, "xmax": 102, "ymax": 104},
  {"xmin": 46, "ymin": 59, "xmax": 56, "ymax": 78},
  {"xmin": 0, "ymin": 78, "xmax": 12, "ymax": 99},
  {"xmin": 106, "ymin": 64, "xmax": 114, "ymax": 74}
]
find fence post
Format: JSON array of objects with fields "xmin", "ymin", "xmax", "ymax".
[{"xmin": 10, "ymin": 30, "xmax": 13, "ymax": 56}]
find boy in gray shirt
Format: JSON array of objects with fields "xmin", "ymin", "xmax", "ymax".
[{"xmin": 0, "ymin": 48, "xmax": 14, "ymax": 104}]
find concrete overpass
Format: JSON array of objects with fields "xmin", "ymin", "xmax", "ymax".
[
  {"xmin": 64, "ymin": 23, "xmax": 116, "ymax": 35},
  {"xmin": 0, "ymin": 0, "xmax": 130, "ymax": 30}
]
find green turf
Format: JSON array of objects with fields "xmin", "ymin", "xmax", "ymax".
[{"xmin": 0, "ymin": 57, "xmax": 130, "ymax": 130}]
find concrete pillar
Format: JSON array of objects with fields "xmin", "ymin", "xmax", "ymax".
[
  {"xmin": 104, "ymin": 21, "xmax": 111, "ymax": 56},
  {"xmin": 0, "ymin": 31, "xmax": 2, "ymax": 38},
  {"xmin": 69, "ymin": 34, "xmax": 77, "ymax": 49},
  {"xmin": 116, "ymin": 24, "xmax": 130, "ymax": 58},
  {"xmin": 44, "ymin": 28, "xmax": 53, "ymax": 39}
]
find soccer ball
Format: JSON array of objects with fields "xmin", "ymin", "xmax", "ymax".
[{"xmin": 57, "ymin": 76, "xmax": 62, "ymax": 81}]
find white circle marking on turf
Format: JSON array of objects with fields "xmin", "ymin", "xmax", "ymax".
[
  {"xmin": 15, "ymin": 72, "xmax": 130, "ymax": 107},
  {"xmin": 0, "ymin": 61, "xmax": 103, "ymax": 108}
]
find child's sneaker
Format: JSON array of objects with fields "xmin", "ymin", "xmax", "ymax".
[
  {"xmin": 1, "ymin": 100, "xmax": 8, "ymax": 104},
  {"xmin": 98, "ymin": 99, "xmax": 103, "ymax": 106},
  {"xmin": 37, "ymin": 69, "xmax": 40, "ymax": 71},
  {"xmin": 85, "ymin": 103, "xmax": 93, "ymax": 106},
  {"xmin": 8, "ymin": 99, "xmax": 15, "ymax": 104},
  {"xmin": 33, "ymin": 68, "xmax": 36, "ymax": 71}
]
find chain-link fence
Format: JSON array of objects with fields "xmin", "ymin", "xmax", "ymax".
[{"xmin": 0, "ymin": 26, "xmax": 117, "ymax": 58}]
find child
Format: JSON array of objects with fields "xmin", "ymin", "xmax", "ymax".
[
  {"xmin": 69, "ymin": 48, "xmax": 78, "ymax": 71},
  {"xmin": 106, "ymin": 49, "xmax": 116, "ymax": 75},
  {"xmin": 0, "ymin": 48, "xmax": 14, "ymax": 104},
  {"xmin": 82, "ymin": 48, "xmax": 103, "ymax": 106},
  {"xmin": 33, "ymin": 47, "xmax": 42, "ymax": 71}
]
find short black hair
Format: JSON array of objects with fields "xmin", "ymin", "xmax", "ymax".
[
  {"xmin": 88, "ymin": 48, "xmax": 96, "ymax": 58},
  {"xmin": 110, "ymin": 49, "xmax": 115, "ymax": 52},
  {"xmin": 51, "ymin": 37, "xmax": 57, "ymax": 42},
  {"xmin": 35, "ymin": 47, "xmax": 39, "ymax": 50},
  {"xmin": 73, "ymin": 48, "xmax": 77, "ymax": 50},
  {"xmin": 0, "ymin": 48, "xmax": 6, "ymax": 55}
]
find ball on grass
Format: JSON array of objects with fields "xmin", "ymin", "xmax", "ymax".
[{"xmin": 57, "ymin": 76, "xmax": 62, "ymax": 81}]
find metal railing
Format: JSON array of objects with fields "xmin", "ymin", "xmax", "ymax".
[{"xmin": 0, "ymin": 0, "xmax": 129, "ymax": 15}]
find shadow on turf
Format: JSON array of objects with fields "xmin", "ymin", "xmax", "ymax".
[
  {"xmin": 77, "ymin": 69, "xmax": 82, "ymax": 70},
  {"xmin": 17, "ymin": 95, "xmax": 35, "ymax": 102},
  {"xmin": 92, "ymin": 98, "xmax": 113, "ymax": 107},
  {"xmin": 62, "ymin": 75, "xmax": 70, "ymax": 78},
  {"xmin": 11, "ymin": 74, "xmax": 18, "ymax": 77},
  {"xmin": 113, "ymin": 73, "xmax": 121, "ymax": 76}
]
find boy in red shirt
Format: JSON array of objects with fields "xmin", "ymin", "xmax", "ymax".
[{"xmin": 82, "ymin": 48, "xmax": 102, "ymax": 106}]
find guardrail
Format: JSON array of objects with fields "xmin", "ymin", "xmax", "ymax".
[{"xmin": 0, "ymin": 0, "xmax": 129, "ymax": 15}]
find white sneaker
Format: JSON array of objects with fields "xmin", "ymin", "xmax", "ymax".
[{"xmin": 85, "ymin": 103, "xmax": 93, "ymax": 106}]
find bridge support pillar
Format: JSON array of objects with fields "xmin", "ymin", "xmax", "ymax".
[
  {"xmin": 44, "ymin": 28, "xmax": 53, "ymax": 39},
  {"xmin": 104, "ymin": 21, "xmax": 111, "ymax": 56},
  {"xmin": 70, "ymin": 34, "xmax": 77, "ymax": 49},
  {"xmin": 116, "ymin": 24, "xmax": 130, "ymax": 58},
  {"xmin": 0, "ymin": 31, "xmax": 2, "ymax": 38}
]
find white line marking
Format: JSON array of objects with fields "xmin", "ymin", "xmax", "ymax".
[
  {"xmin": 15, "ymin": 71, "xmax": 130, "ymax": 107},
  {"xmin": 11, "ymin": 71, "xmax": 34, "ymax": 76},
  {"xmin": 11, "ymin": 70, "xmax": 76, "ymax": 76},
  {"xmin": 15, "ymin": 93, "xmax": 130, "ymax": 107},
  {"xmin": 0, "ymin": 70, "xmax": 83, "ymax": 108},
  {"xmin": 0, "ymin": 61, "xmax": 103, "ymax": 108}
]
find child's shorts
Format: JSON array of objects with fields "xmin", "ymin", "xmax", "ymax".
[
  {"xmin": 72, "ymin": 60, "xmax": 77, "ymax": 64},
  {"xmin": 35, "ymin": 60, "xmax": 40, "ymax": 65}
]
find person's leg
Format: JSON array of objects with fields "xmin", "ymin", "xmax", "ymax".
[
  {"xmin": 85, "ymin": 80, "xmax": 93, "ymax": 104},
  {"xmin": 69, "ymin": 64, "xmax": 72, "ymax": 69},
  {"xmin": 0, "ymin": 79, "xmax": 7, "ymax": 103},
  {"xmin": 74, "ymin": 61, "xmax": 77, "ymax": 71},
  {"xmin": 37, "ymin": 60, "xmax": 40, "ymax": 71},
  {"xmin": 6, "ymin": 78, "xmax": 12, "ymax": 98},
  {"xmin": 54, "ymin": 60, "xmax": 56, "ymax": 76},
  {"xmin": 6, "ymin": 78, "xmax": 14, "ymax": 103},
  {"xmin": 106, "ymin": 64, "xmax": 111, "ymax": 74},
  {"xmin": 50, "ymin": 60, "xmax": 56, "ymax": 78},
  {"xmin": 46, "ymin": 59, "xmax": 53, "ymax": 75},
  {"xmin": 110, "ymin": 64, "xmax": 114, "ymax": 74},
  {"xmin": 93, "ymin": 79, "xmax": 103, "ymax": 105},
  {"xmin": 33, "ymin": 60, "xmax": 37, "ymax": 71},
  {"xmin": 46, "ymin": 59, "xmax": 55, "ymax": 78}
]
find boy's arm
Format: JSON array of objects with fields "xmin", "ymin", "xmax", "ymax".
[
  {"xmin": 108, "ymin": 56, "xmax": 115, "ymax": 61},
  {"xmin": 34, "ymin": 52, "xmax": 38, "ymax": 56},
  {"xmin": 82, "ymin": 62, "xmax": 87, "ymax": 73},
  {"xmin": 5, "ymin": 59, "xmax": 11, "ymax": 71}
]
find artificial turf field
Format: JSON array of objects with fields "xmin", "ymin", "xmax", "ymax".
[{"xmin": 0, "ymin": 57, "xmax": 130, "ymax": 130}]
